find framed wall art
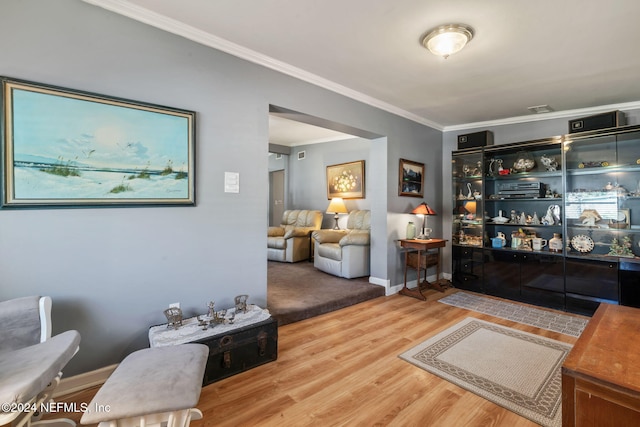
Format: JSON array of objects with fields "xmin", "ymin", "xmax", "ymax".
[
  {"xmin": 326, "ymin": 160, "xmax": 365, "ymax": 199},
  {"xmin": 1, "ymin": 77, "xmax": 196, "ymax": 207},
  {"xmin": 399, "ymin": 158, "xmax": 424, "ymax": 197}
]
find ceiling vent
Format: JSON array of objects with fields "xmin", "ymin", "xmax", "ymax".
[{"xmin": 528, "ymin": 105, "xmax": 554, "ymax": 114}]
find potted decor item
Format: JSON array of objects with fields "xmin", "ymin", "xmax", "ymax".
[
  {"xmin": 406, "ymin": 221, "xmax": 416, "ymax": 239},
  {"xmin": 491, "ymin": 232, "xmax": 507, "ymax": 248},
  {"xmin": 549, "ymin": 233, "xmax": 563, "ymax": 252}
]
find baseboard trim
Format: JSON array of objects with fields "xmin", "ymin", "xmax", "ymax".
[
  {"xmin": 368, "ymin": 276, "xmax": 388, "ymax": 287},
  {"xmin": 370, "ymin": 276, "xmax": 397, "ymax": 295},
  {"xmin": 54, "ymin": 364, "xmax": 118, "ymax": 398}
]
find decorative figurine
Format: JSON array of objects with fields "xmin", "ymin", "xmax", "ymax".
[
  {"xmin": 235, "ymin": 295, "xmax": 249, "ymax": 313},
  {"xmin": 579, "ymin": 209, "xmax": 601, "ymax": 227},
  {"xmin": 488, "ymin": 158, "xmax": 496, "ymax": 176},
  {"xmin": 540, "ymin": 154, "xmax": 559, "ymax": 171},
  {"xmin": 212, "ymin": 309, "xmax": 227, "ymax": 324},
  {"xmin": 207, "ymin": 301, "xmax": 215, "ymax": 318},
  {"xmin": 531, "ymin": 212, "xmax": 540, "ymax": 225},
  {"xmin": 518, "ymin": 212, "xmax": 527, "ymax": 225},
  {"xmin": 608, "ymin": 236, "xmax": 634, "ymax": 257},
  {"xmin": 513, "ymin": 151, "xmax": 536, "ymax": 172},
  {"xmin": 163, "ymin": 307, "xmax": 183, "ymax": 330},
  {"xmin": 542, "ymin": 205, "xmax": 562, "ymax": 226}
]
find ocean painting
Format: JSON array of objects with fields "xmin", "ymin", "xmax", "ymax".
[{"xmin": 2, "ymin": 78, "xmax": 195, "ymax": 207}]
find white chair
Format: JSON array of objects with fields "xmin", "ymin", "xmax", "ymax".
[
  {"xmin": 312, "ymin": 210, "xmax": 371, "ymax": 278},
  {"xmin": 268, "ymin": 210, "xmax": 322, "ymax": 262},
  {"xmin": 0, "ymin": 296, "xmax": 81, "ymax": 427}
]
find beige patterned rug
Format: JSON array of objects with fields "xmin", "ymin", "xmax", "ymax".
[
  {"xmin": 399, "ymin": 317, "xmax": 572, "ymax": 427},
  {"xmin": 439, "ymin": 291, "xmax": 588, "ymax": 337}
]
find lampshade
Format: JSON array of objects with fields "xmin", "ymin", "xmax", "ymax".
[
  {"xmin": 422, "ymin": 24, "xmax": 474, "ymax": 59},
  {"xmin": 463, "ymin": 200, "xmax": 477, "ymax": 214},
  {"xmin": 327, "ymin": 197, "xmax": 348, "ymax": 230},
  {"xmin": 411, "ymin": 202, "xmax": 437, "ymax": 216},
  {"xmin": 326, "ymin": 197, "xmax": 348, "ymax": 214}
]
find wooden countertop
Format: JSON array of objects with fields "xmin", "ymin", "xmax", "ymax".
[{"xmin": 563, "ymin": 303, "xmax": 640, "ymax": 394}]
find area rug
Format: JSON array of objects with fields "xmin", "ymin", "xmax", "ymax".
[
  {"xmin": 438, "ymin": 291, "xmax": 588, "ymax": 337},
  {"xmin": 399, "ymin": 317, "xmax": 572, "ymax": 427}
]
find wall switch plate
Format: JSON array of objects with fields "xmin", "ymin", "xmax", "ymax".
[{"xmin": 224, "ymin": 171, "xmax": 240, "ymax": 193}]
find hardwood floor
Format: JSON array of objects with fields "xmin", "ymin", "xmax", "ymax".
[{"xmin": 50, "ymin": 289, "xmax": 581, "ymax": 426}]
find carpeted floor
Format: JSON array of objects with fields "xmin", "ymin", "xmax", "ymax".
[
  {"xmin": 267, "ymin": 261, "xmax": 385, "ymax": 326},
  {"xmin": 400, "ymin": 317, "xmax": 571, "ymax": 427}
]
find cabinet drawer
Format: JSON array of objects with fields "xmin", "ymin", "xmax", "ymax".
[
  {"xmin": 566, "ymin": 293, "xmax": 604, "ymax": 316},
  {"xmin": 620, "ymin": 261, "xmax": 640, "ymax": 308},
  {"xmin": 521, "ymin": 288, "xmax": 564, "ymax": 310},
  {"xmin": 565, "ymin": 258, "xmax": 618, "ymax": 300},
  {"xmin": 453, "ymin": 271, "xmax": 483, "ymax": 292}
]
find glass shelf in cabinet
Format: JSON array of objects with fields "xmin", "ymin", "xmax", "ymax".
[
  {"xmin": 565, "ymin": 166, "xmax": 628, "ymax": 175},
  {"xmin": 566, "ymin": 225, "xmax": 638, "ymax": 232},
  {"xmin": 488, "ymin": 246, "xmax": 564, "ymax": 256},
  {"xmin": 486, "ymin": 197, "xmax": 562, "ymax": 201},
  {"xmin": 485, "ymin": 223, "xmax": 562, "ymax": 228},
  {"xmin": 485, "ymin": 170, "xmax": 562, "ymax": 180}
]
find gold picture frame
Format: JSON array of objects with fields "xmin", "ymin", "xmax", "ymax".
[{"xmin": 326, "ymin": 160, "xmax": 365, "ymax": 199}]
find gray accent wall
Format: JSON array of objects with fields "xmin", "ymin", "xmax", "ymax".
[
  {"xmin": 287, "ymin": 137, "xmax": 371, "ymax": 229},
  {"xmin": 0, "ymin": 0, "xmax": 442, "ymax": 375}
]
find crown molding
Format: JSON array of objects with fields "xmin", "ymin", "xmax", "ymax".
[
  {"xmin": 81, "ymin": 1, "xmax": 640, "ymax": 135},
  {"xmin": 81, "ymin": 0, "xmax": 443, "ymax": 131},
  {"xmin": 442, "ymin": 100, "xmax": 640, "ymax": 133}
]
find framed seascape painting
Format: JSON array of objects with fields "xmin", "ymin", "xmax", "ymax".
[
  {"xmin": 1, "ymin": 77, "xmax": 196, "ymax": 208},
  {"xmin": 399, "ymin": 158, "xmax": 424, "ymax": 197},
  {"xmin": 326, "ymin": 160, "xmax": 365, "ymax": 199}
]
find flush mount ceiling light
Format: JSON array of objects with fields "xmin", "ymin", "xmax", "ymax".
[{"xmin": 422, "ymin": 24, "xmax": 474, "ymax": 59}]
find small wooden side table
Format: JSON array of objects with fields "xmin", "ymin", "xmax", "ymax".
[{"xmin": 398, "ymin": 238, "xmax": 449, "ymax": 300}]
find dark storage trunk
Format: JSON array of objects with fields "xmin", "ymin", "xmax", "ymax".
[{"xmin": 193, "ymin": 317, "xmax": 278, "ymax": 385}]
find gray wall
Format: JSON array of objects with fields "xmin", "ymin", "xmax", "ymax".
[
  {"xmin": 287, "ymin": 138, "xmax": 371, "ymax": 229},
  {"xmin": 0, "ymin": 0, "xmax": 442, "ymax": 375},
  {"xmin": 441, "ymin": 109, "xmax": 640, "ymax": 273}
]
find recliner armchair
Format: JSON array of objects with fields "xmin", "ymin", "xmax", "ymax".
[
  {"xmin": 312, "ymin": 210, "xmax": 371, "ymax": 278},
  {"xmin": 268, "ymin": 210, "xmax": 322, "ymax": 263}
]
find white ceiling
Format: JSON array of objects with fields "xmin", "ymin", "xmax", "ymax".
[
  {"xmin": 85, "ymin": 0, "xmax": 640, "ymax": 142},
  {"xmin": 268, "ymin": 115, "xmax": 357, "ymax": 147}
]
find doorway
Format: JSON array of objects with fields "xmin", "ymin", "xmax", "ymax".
[
  {"xmin": 266, "ymin": 106, "xmax": 387, "ymax": 324},
  {"xmin": 269, "ymin": 169, "xmax": 285, "ymax": 226}
]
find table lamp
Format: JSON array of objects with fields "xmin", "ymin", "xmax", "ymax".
[
  {"xmin": 326, "ymin": 197, "xmax": 348, "ymax": 229},
  {"xmin": 411, "ymin": 202, "xmax": 437, "ymax": 239},
  {"xmin": 463, "ymin": 200, "xmax": 477, "ymax": 216}
]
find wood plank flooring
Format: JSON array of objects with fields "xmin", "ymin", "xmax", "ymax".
[{"xmin": 49, "ymin": 289, "xmax": 582, "ymax": 426}]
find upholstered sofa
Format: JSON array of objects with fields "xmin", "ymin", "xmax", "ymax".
[
  {"xmin": 268, "ymin": 210, "xmax": 323, "ymax": 263},
  {"xmin": 312, "ymin": 210, "xmax": 370, "ymax": 278}
]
